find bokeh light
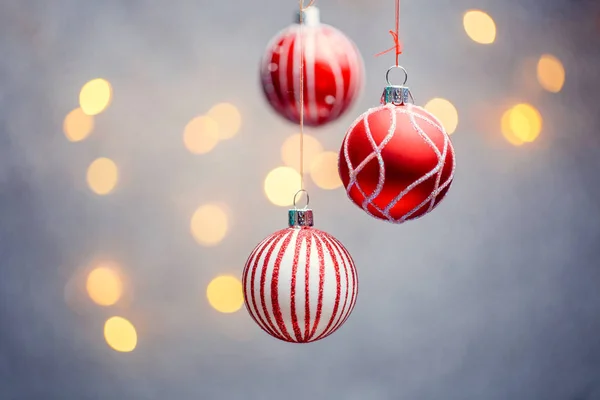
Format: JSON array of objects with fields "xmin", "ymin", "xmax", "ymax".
[
  {"xmin": 206, "ymin": 275, "xmax": 244, "ymax": 314},
  {"xmin": 310, "ymin": 151, "xmax": 343, "ymax": 190},
  {"xmin": 207, "ymin": 103, "xmax": 242, "ymax": 140},
  {"xmin": 501, "ymin": 109, "xmax": 525, "ymax": 146},
  {"xmin": 183, "ymin": 116, "xmax": 219, "ymax": 154},
  {"xmin": 104, "ymin": 316, "xmax": 137, "ymax": 353},
  {"xmin": 63, "ymin": 108, "xmax": 94, "ymax": 142},
  {"xmin": 264, "ymin": 166, "xmax": 301, "ymax": 207},
  {"xmin": 463, "ymin": 10, "xmax": 496, "ymax": 44},
  {"xmin": 86, "ymin": 157, "xmax": 119, "ymax": 195},
  {"xmin": 424, "ymin": 98, "xmax": 459, "ymax": 135},
  {"xmin": 501, "ymin": 103, "xmax": 543, "ymax": 145},
  {"xmin": 190, "ymin": 204, "xmax": 228, "ymax": 246},
  {"xmin": 86, "ymin": 263, "xmax": 123, "ymax": 306},
  {"xmin": 537, "ymin": 54, "xmax": 565, "ymax": 93},
  {"xmin": 79, "ymin": 78, "xmax": 113, "ymax": 116},
  {"xmin": 281, "ymin": 133, "xmax": 323, "ymax": 172}
]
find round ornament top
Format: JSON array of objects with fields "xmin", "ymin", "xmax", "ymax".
[
  {"xmin": 295, "ymin": 6, "xmax": 320, "ymax": 26},
  {"xmin": 380, "ymin": 65, "xmax": 414, "ymax": 106},
  {"xmin": 288, "ymin": 189, "xmax": 313, "ymax": 228}
]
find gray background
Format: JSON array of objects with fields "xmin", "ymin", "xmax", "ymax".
[{"xmin": 1, "ymin": 0, "xmax": 600, "ymax": 399}]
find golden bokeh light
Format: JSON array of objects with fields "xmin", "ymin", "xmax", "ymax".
[
  {"xmin": 501, "ymin": 103, "xmax": 543, "ymax": 145},
  {"xmin": 281, "ymin": 133, "xmax": 323, "ymax": 171},
  {"xmin": 206, "ymin": 275, "xmax": 244, "ymax": 314},
  {"xmin": 86, "ymin": 264, "xmax": 123, "ymax": 306},
  {"xmin": 264, "ymin": 166, "xmax": 301, "ymax": 207},
  {"xmin": 190, "ymin": 204, "xmax": 228, "ymax": 246},
  {"xmin": 424, "ymin": 98, "xmax": 459, "ymax": 135},
  {"xmin": 104, "ymin": 316, "xmax": 137, "ymax": 353},
  {"xmin": 310, "ymin": 151, "xmax": 342, "ymax": 190},
  {"xmin": 63, "ymin": 108, "xmax": 94, "ymax": 142},
  {"xmin": 463, "ymin": 10, "xmax": 496, "ymax": 44},
  {"xmin": 509, "ymin": 103, "xmax": 542, "ymax": 143},
  {"xmin": 183, "ymin": 116, "xmax": 219, "ymax": 154},
  {"xmin": 86, "ymin": 157, "xmax": 119, "ymax": 195},
  {"xmin": 537, "ymin": 54, "xmax": 565, "ymax": 93},
  {"xmin": 207, "ymin": 103, "xmax": 242, "ymax": 140},
  {"xmin": 501, "ymin": 109, "xmax": 525, "ymax": 146},
  {"xmin": 79, "ymin": 78, "xmax": 113, "ymax": 116}
]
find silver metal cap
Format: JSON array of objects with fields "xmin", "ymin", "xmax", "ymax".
[
  {"xmin": 381, "ymin": 65, "xmax": 414, "ymax": 106},
  {"xmin": 288, "ymin": 209, "xmax": 314, "ymax": 228},
  {"xmin": 381, "ymin": 85, "xmax": 412, "ymax": 106},
  {"xmin": 295, "ymin": 6, "xmax": 320, "ymax": 26}
]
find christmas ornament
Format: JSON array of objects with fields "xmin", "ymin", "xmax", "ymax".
[
  {"xmin": 260, "ymin": 5, "xmax": 364, "ymax": 127},
  {"xmin": 242, "ymin": 194, "xmax": 358, "ymax": 343},
  {"xmin": 338, "ymin": 65, "xmax": 456, "ymax": 223}
]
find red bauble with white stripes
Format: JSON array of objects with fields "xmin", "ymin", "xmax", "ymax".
[
  {"xmin": 260, "ymin": 6, "xmax": 363, "ymax": 127},
  {"xmin": 338, "ymin": 81, "xmax": 456, "ymax": 224},
  {"xmin": 242, "ymin": 208, "xmax": 358, "ymax": 343}
]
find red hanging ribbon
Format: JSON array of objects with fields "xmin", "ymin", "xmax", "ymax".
[{"xmin": 376, "ymin": 0, "xmax": 402, "ymax": 66}]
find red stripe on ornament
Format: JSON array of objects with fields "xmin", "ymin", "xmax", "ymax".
[
  {"xmin": 327, "ymin": 235, "xmax": 356, "ymax": 335},
  {"xmin": 303, "ymin": 230, "xmax": 313, "ymax": 341},
  {"xmin": 289, "ymin": 228, "xmax": 308, "ymax": 342},
  {"xmin": 324, "ymin": 235, "xmax": 350, "ymax": 336},
  {"xmin": 270, "ymin": 229, "xmax": 295, "ymax": 342},
  {"xmin": 278, "ymin": 30, "xmax": 297, "ymax": 122},
  {"xmin": 288, "ymin": 29, "xmax": 301, "ymax": 122},
  {"xmin": 246, "ymin": 235, "xmax": 272, "ymax": 330},
  {"xmin": 320, "ymin": 28, "xmax": 345, "ymax": 122},
  {"xmin": 314, "ymin": 234, "xmax": 342, "ymax": 341},
  {"xmin": 243, "ymin": 235, "xmax": 269, "ymax": 327},
  {"xmin": 252, "ymin": 230, "xmax": 286, "ymax": 337},
  {"xmin": 261, "ymin": 36, "xmax": 287, "ymax": 119},
  {"xmin": 307, "ymin": 231, "xmax": 326, "ymax": 340},
  {"xmin": 305, "ymin": 26, "xmax": 317, "ymax": 123}
]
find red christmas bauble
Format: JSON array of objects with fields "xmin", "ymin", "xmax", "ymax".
[
  {"xmin": 260, "ymin": 6, "xmax": 363, "ymax": 127},
  {"xmin": 242, "ymin": 209, "xmax": 358, "ymax": 343},
  {"xmin": 338, "ymin": 102, "xmax": 456, "ymax": 223}
]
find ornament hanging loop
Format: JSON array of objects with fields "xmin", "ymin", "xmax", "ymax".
[
  {"xmin": 385, "ymin": 65, "xmax": 408, "ymax": 86},
  {"xmin": 293, "ymin": 189, "xmax": 310, "ymax": 210},
  {"xmin": 381, "ymin": 65, "xmax": 414, "ymax": 106},
  {"xmin": 289, "ymin": 189, "xmax": 313, "ymax": 228}
]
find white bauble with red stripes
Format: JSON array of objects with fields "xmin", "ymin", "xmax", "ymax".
[
  {"xmin": 242, "ymin": 211, "xmax": 358, "ymax": 343},
  {"xmin": 260, "ymin": 6, "xmax": 364, "ymax": 127}
]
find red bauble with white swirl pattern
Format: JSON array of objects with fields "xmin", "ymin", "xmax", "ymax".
[
  {"xmin": 242, "ymin": 226, "xmax": 358, "ymax": 343},
  {"xmin": 338, "ymin": 103, "xmax": 456, "ymax": 223},
  {"xmin": 260, "ymin": 7, "xmax": 363, "ymax": 127}
]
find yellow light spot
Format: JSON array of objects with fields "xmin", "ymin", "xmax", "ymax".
[
  {"xmin": 207, "ymin": 103, "xmax": 242, "ymax": 140},
  {"xmin": 509, "ymin": 103, "xmax": 542, "ymax": 143},
  {"xmin": 206, "ymin": 275, "xmax": 244, "ymax": 314},
  {"xmin": 537, "ymin": 54, "xmax": 565, "ymax": 93},
  {"xmin": 281, "ymin": 133, "xmax": 323, "ymax": 172},
  {"xmin": 86, "ymin": 264, "xmax": 123, "ymax": 306},
  {"xmin": 86, "ymin": 157, "xmax": 118, "ymax": 195},
  {"xmin": 310, "ymin": 151, "xmax": 342, "ymax": 190},
  {"xmin": 79, "ymin": 78, "xmax": 112, "ymax": 116},
  {"xmin": 190, "ymin": 204, "xmax": 228, "ymax": 246},
  {"xmin": 424, "ymin": 98, "xmax": 459, "ymax": 135},
  {"xmin": 463, "ymin": 10, "xmax": 496, "ymax": 44},
  {"xmin": 183, "ymin": 116, "xmax": 219, "ymax": 154},
  {"xmin": 63, "ymin": 108, "xmax": 94, "ymax": 142},
  {"xmin": 501, "ymin": 108, "xmax": 525, "ymax": 146},
  {"xmin": 264, "ymin": 166, "xmax": 301, "ymax": 207},
  {"xmin": 104, "ymin": 316, "xmax": 137, "ymax": 353}
]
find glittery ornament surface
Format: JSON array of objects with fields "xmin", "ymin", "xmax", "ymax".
[
  {"xmin": 339, "ymin": 103, "xmax": 455, "ymax": 223},
  {"xmin": 242, "ymin": 227, "xmax": 358, "ymax": 343},
  {"xmin": 260, "ymin": 20, "xmax": 363, "ymax": 127}
]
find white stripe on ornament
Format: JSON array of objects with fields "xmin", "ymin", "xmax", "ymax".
[
  {"xmin": 321, "ymin": 28, "xmax": 345, "ymax": 121},
  {"xmin": 279, "ymin": 28, "xmax": 296, "ymax": 122}
]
